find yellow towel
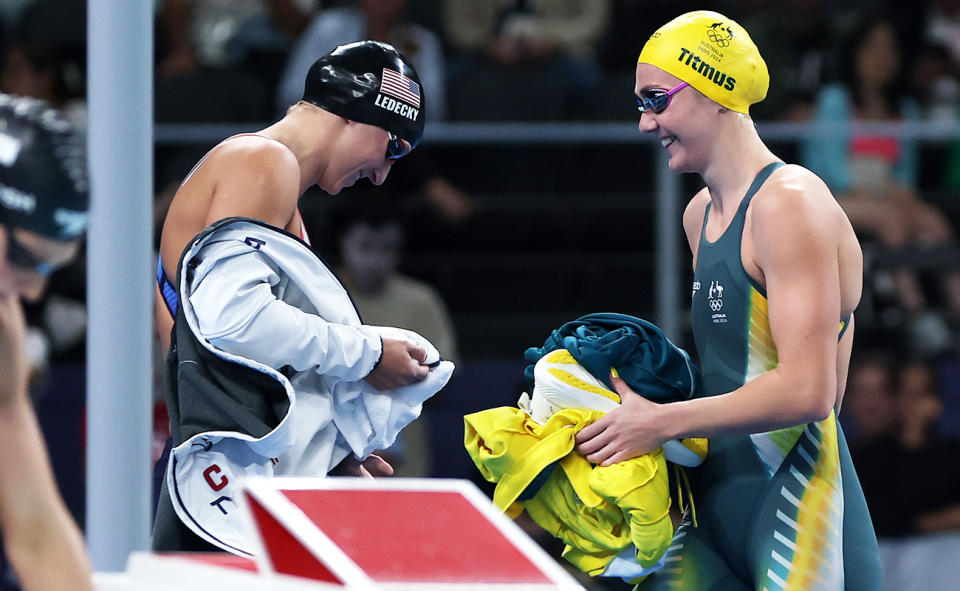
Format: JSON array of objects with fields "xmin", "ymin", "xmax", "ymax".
[{"xmin": 464, "ymin": 407, "xmax": 673, "ymax": 577}]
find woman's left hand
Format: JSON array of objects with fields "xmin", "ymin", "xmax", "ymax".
[{"xmin": 574, "ymin": 375, "xmax": 669, "ymax": 466}]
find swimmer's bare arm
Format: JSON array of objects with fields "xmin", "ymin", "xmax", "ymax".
[
  {"xmin": 155, "ymin": 140, "xmax": 301, "ymax": 351},
  {"xmin": 0, "ymin": 297, "xmax": 92, "ymax": 591},
  {"xmin": 577, "ymin": 172, "xmax": 841, "ymax": 465}
]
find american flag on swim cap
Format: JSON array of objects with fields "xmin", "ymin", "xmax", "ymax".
[{"xmin": 381, "ymin": 68, "xmax": 421, "ymax": 108}]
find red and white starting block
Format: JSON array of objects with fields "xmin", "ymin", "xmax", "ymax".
[{"xmin": 95, "ymin": 478, "xmax": 585, "ymax": 590}]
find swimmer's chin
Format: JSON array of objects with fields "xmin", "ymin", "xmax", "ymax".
[
  {"xmin": 319, "ymin": 180, "xmax": 344, "ymax": 195},
  {"xmin": 328, "ymin": 176, "xmax": 364, "ymax": 194}
]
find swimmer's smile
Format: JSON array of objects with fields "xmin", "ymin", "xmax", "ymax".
[{"xmin": 660, "ymin": 135, "xmax": 677, "ymax": 149}]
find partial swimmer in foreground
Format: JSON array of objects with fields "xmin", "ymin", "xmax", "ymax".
[{"xmin": 0, "ymin": 93, "xmax": 92, "ymax": 591}]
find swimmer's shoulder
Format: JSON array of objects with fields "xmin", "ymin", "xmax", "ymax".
[
  {"xmin": 208, "ymin": 134, "xmax": 300, "ymax": 176},
  {"xmin": 178, "ymin": 133, "xmax": 299, "ymax": 192},
  {"xmin": 751, "ymin": 164, "xmax": 842, "ymax": 221},
  {"xmin": 748, "ymin": 164, "xmax": 854, "ymax": 247},
  {"xmin": 199, "ymin": 134, "xmax": 301, "ymax": 227}
]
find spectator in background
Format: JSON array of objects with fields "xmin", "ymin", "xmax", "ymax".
[
  {"xmin": 1, "ymin": 42, "xmax": 84, "ymax": 128},
  {"xmin": 155, "ymin": 0, "xmax": 316, "ymax": 123},
  {"xmin": 336, "ymin": 205, "xmax": 459, "ymax": 364},
  {"xmin": 895, "ymin": 360, "xmax": 960, "ymax": 535},
  {"xmin": 442, "ymin": 0, "xmax": 610, "ymax": 121},
  {"xmin": 334, "ymin": 199, "xmax": 460, "ymax": 476},
  {"xmin": 0, "ymin": 0, "xmax": 85, "ymax": 128},
  {"xmin": 849, "ymin": 356, "xmax": 960, "ymax": 538},
  {"xmin": 845, "ymin": 353, "xmax": 905, "ymax": 538},
  {"xmin": 801, "ymin": 16, "xmax": 960, "ymax": 346},
  {"xmin": 157, "ymin": 0, "xmax": 314, "ymax": 76},
  {"xmin": 912, "ymin": 43, "xmax": 960, "ymax": 124},
  {"xmin": 925, "ymin": 0, "xmax": 960, "ymax": 68},
  {"xmin": 842, "ymin": 352, "xmax": 899, "ymax": 444},
  {"xmin": 920, "ymin": 2, "xmax": 960, "ymax": 191}
]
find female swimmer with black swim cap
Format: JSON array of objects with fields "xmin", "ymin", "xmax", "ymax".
[
  {"xmin": 575, "ymin": 11, "xmax": 882, "ymax": 590},
  {"xmin": 0, "ymin": 92, "xmax": 92, "ymax": 591},
  {"xmin": 155, "ymin": 40, "xmax": 424, "ymax": 324},
  {"xmin": 153, "ymin": 41, "xmax": 443, "ymax": 553},
  {"xmin": 156, "ymin": 38, "xmax": 430, "ymax": 390}
]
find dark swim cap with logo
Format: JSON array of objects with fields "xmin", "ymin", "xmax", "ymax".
[
  {"xmin": 0, "ymin": 93, "xmax": 89, "ymax": 242},
  {"xmin": 301, "ymin": 41, "xmax": 425, "ymax": 148}
]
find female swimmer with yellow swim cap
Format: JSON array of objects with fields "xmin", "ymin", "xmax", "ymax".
[{"xmin": 576, "ymin": 11, "xmax": 882, "ymax": 590}]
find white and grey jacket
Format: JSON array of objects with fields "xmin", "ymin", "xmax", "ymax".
[{"xmin": 163, "ymin": 217, "xmax": 454, "ymax": 555}]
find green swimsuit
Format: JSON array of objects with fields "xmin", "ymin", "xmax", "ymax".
[{"xmin": 639, "ymin": 162, "xmax": 881, "ymax": 590}]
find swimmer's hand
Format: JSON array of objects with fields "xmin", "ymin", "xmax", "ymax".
[
  {"xmin": 364, "ymin": 337, "xmax": 430, "ymax": 390},
  {"xmin": 575, "ymin": 374, "xmax": 668, "ymax": 466}
]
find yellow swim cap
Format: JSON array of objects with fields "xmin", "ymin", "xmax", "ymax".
[{"xmin": 638, "ymin": 11, "xmax": 768, "ymax": 114}]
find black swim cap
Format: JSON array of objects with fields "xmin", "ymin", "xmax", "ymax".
[
  {"xmin": 302, "ymin": 41, "xmax": 425, "ymax": 149},
  {"xmin": 0, "ymin": 93, "xmax": 88, "ymax": 242}
]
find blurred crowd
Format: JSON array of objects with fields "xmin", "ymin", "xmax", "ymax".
[
  {"xmin": 843, "ymin": 353, "xmax": 960, "ymax": 537},
  {"xmin": 3, "ymin": 0, "xmax": 960, "ymax": 585},
  {"xmin": 5, "ymin": 0, "xmax": 960, "ymax": 334}
]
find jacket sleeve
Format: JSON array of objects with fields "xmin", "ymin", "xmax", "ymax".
[{"xmin": 186, "ymin": 247, "xmax": 382, "ymax": 382}]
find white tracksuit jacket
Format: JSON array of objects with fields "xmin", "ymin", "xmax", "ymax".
[{"xmin": 164, "ymin": 217, "xmax": 454, "ymax": 555}]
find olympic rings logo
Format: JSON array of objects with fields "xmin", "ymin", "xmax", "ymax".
[
  {"xmin": 709, "ymin": 299, "xmax": 723, "ymax": 312},
  {"xmin": 706, "ymin": 24, "xmax": 734, "ymax": 47},
  {"xmin": 707, "ymin": 31, "xmax": 731, "ymax": 47}
]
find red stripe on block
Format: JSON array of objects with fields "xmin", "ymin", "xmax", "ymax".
[
  {"xmin": 247, "ymin": 493, "xmax": 345, "ymax": 585},
  {"xmin": 282, "ymin": 489, "xmax": 551, "ymax": 584}
]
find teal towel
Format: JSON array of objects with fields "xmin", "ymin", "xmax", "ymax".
[{"xmin": 523, "ymin": 313, "xmax": 700, "ymax": 403}]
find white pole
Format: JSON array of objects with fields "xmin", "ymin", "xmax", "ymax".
[
  {"xmin": 86, "ymin": 0, "xmax": 153, "ymax": 571},
  {"xmin": 655, "ymin": 149, "xmax": 681, "ymax": 342}
]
